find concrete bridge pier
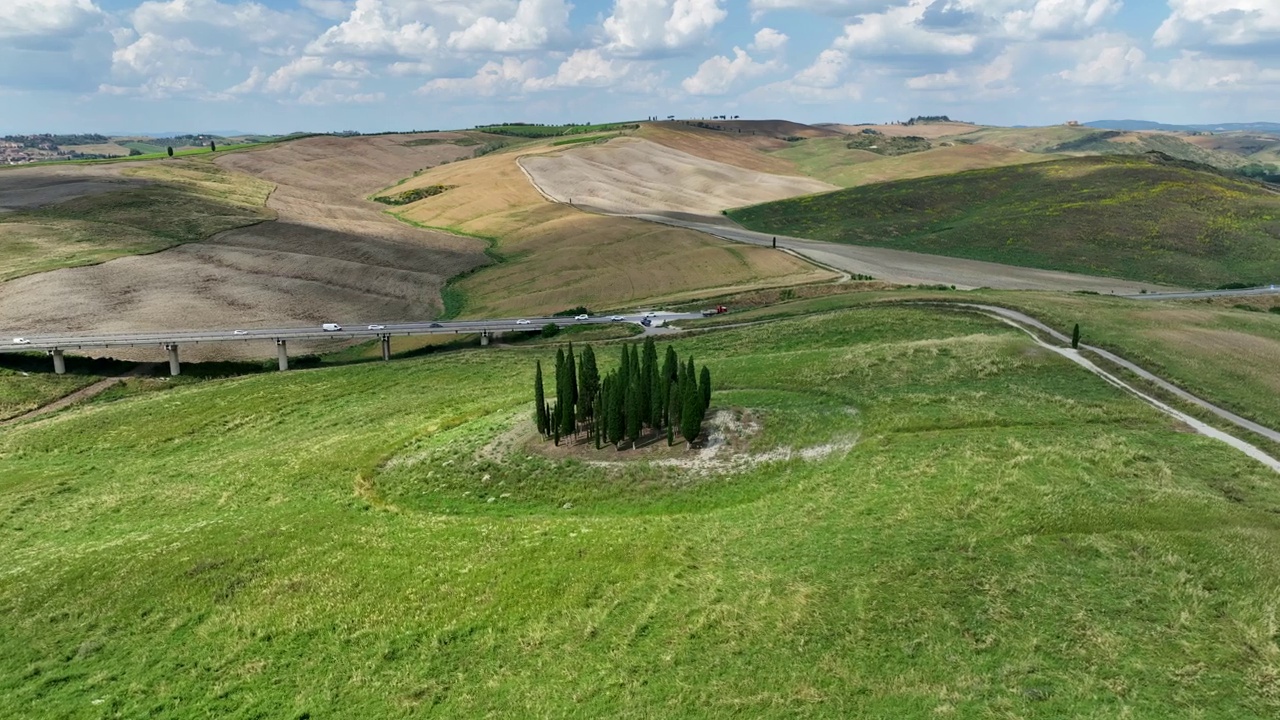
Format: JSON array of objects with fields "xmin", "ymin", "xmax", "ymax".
[
  {"xmin": 380, "ymin": 334, "xmax": 391, "ymax": 361},
  {"xmin": 276, "ymin": 339, "xmax": 288, "ymax": 371},
  {"xmin": 51, "ymin": 349, "xmax": 66, "ymax": 375},
  {"xmin": 480, "ymin": 331, "xmax": 490, "ymax": 347},
  {"xmin": 165, "ymin": 344, "xmax": 180, "ymax": 376}
]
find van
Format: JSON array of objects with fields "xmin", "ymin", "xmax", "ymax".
[{"xmin": 321, "ymin": 323, "xmax": 342, "ymax": 332}]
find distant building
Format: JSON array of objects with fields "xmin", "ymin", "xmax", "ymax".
[{"xmin": 1066, "ymin": 120, "xmax": 1081, "ymax": 126}]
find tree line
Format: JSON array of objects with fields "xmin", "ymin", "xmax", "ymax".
[{"xmin": 533, "ymin": 338, "xmax": 712, "ymax": 450}]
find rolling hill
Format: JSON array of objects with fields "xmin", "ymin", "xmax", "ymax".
[{"xmin": 728, "ymin": 154, "xmax": 1280, "ymax": 288}]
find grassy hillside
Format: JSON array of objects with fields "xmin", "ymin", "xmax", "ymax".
[
  {"xmin": 729, "ymin": 155, "xmax": 1280, "ymax": 288},
  {"xmin": 3, "ymin": 306, "xmax": 1280, "ymax": 716},
  {"xmin": 0, "ymin": 159, "xmax": 275, "ymax": 282}
]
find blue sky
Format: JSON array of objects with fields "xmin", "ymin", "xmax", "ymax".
[{"xmin": 1, "ymin": 0, "xmax": 1278, "ymax": 134}]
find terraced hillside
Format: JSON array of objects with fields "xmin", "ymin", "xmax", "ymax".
[
  {"xmin": 730, "ymin": 155, "xmax": 1280, "ymax": 288},
  {"xmin": 3, "ymin": 306, "xmax": 1279, "ymax": 716}
]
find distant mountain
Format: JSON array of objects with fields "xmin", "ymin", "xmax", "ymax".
[{"xmin": 1087, "ymin": 120, "xmax": 1280, "ymax": 134}]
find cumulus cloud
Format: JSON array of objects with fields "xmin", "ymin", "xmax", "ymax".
[
  {"xmin": 1057, "ymin": 42, "xmax": 1146, "ymax": 87},
  {"xmin": 904, "ymin": 47, "xmax": 1017, "ymax": 95},
  {"xmin": 1154, "ymin": 0, "xmax": 1280, "ymax": 50},
  {"xmin": 447, "ymin": 0, "xmax": 571, "ymax": 52},
  {"xmin": 0, "ymin": 0, "xmax": 106, "ymax": 49},
  {"xmin": 747, "ymin": 0, "xmax": 887, "ymax": 18},
  {"xmin": 834, "ymin": 2, "xmax": 977, "ymax": 57},
  {"xmin": 298, "ymin": 79, "xmax": 385, "ymax": 104},
  {"xmin": 306, "ymin": 0, "xmax": 440, "ymax": 60},
  {"xmin": 793, "ymin": 49, "xmax": 849, "ymax": 88},
  {"xmin": 603, "ymin": 0, "xmax": 728, "ymax": 57},
  {"xmin": 1002, "ymin": 0, "xmax": 1121, "ymax": 40},
  {"xmin": 418, "ymin": 57, "xmax": 541, "ymax": 97},
  {"xmin": 682, "ymin": 47, "xmax": 777, "ymax": 95},
  {"xmin": 300, "ymin": 0, "xmax": 355, "ymax": 21},
  {"xmin": 749, "ymin": 27, "xmax": 788, "ymax": 53},
  {"xmin": 1152, "ymin": 51, "xmax": 1280, "ymax": 91}
]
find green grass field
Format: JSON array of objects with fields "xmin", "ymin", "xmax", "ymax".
[
  {"xmin": 0, "ymin": 159, "xmax": 274, "ymax": 282},
  {"xmin": 3, "ymin": 306, "xmax": 1279, "ymax": 717},
  {"xmin": 729, "ymin": 155, "xmax": 1280, "ymax": 288},
  {"xmin": 770, "ymin": 137, "xmax": 1057, "ymax": 187}
]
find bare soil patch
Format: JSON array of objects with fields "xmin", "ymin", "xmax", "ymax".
[
  {"xmin": 0, "ymin": 134, "xmax": 488, "ymax": 360},
  {"xmin": 521, "ymin": 137, "xmax": 835, "ymax": 217},
  {"xmin": 390, "ymin": 140, "xmax": 834, "ymax": 317},
  {"xmin": 0, "ymin": 165, "xmax": 150, "ymax": 213}
]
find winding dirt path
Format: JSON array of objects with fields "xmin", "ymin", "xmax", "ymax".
[{"xmin": 1, "ymin": 363, "xmax": 157, "ymax": 427}]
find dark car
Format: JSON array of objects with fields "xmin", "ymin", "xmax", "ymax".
[{"xmin": 641, "ymin": 317, "xmax": 652, "ymax": 327}]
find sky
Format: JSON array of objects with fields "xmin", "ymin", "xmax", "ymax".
[{"xmin": 1, "ymin": 0, "xmax": 1278, "ymax": 134}]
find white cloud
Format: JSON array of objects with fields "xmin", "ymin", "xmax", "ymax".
[
  {"xmin": 746, "ymin": 0, "xmax": 886, "ymax": 18},
  {"xmin": 603, "ymin": 0, "xmax": 728, "ymax": 57},
  {"xmin": 1154, "ymin": 0, "xmax": 1280, "ymax": 49},
  {"xmin": 794, "ymin": 48, "xmax": 849, "ymax": 88},
  {"xmin": 534, "ymin": 49, "xmax": 628, "ymax": 88},
  {"xmin": 1003, "ymin": 0, "xmax": 1121, "ymax": 40},
  {"xmin": 682, "ymin": 47, "xmax": 777, "ymax": 95},
  {"xmin": 1058, "ymin": 43, "xmax": 1145, "ymax": 87},
  {"xmin": 265, "ymin": 56, "xmax": 371, "ymax": 94},
  {"xmin": 418, "ymin": 57, "xmax": 542, "ymax": 97},
  {"xmin": 298, "ymin": 79, "xmax": 385, "ymax": 104},
  {"xmin": 834, "ymin": 1, "xmax": 977, "ymax": 57},
  {"xmin": 904, "ymin": 47, "xmax": 1018, "ymax": 95},
  {"xmin": 0, "ymin": 0, "xmax": 105, "ymax": 48},
  {"xmin": 306, "ymin": 0, "xmax": 440, "ymax": 60},
  {"xmin": 750, "ymin": 27, "xmax": 788, "ymax": 53},
  {"xmin": 447, "ymin": 0, "xmax": 571, "ymax": 52},
  {"xmin": 1152, "ymin": 51, "xmax": 1280, "ymax": 91},
  {"xmin": 906, "ymin": 68, "xmax": 962, "ymax": 90}
]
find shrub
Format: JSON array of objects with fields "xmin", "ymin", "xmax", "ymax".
[{"xmin": 541, "ymin": 323, "xmax": 560, "ymax": 338}]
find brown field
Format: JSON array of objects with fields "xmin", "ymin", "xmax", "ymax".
[
  {"xmin": 676, "ymin": 119, "xmax": 843, "ymax": 139},
  {"xmin": 0, "ymin": 134, "xmax": 487, "ymax": 359},
  {"xmin": 638, "ymin": 123, "xmax": 800, "ymax": 174},
  {"xmin": 0, "ymin": 165, "xmax": 149, "ymax": 213},
  {"xmin": 804, "ymin": 142, "xmax": 1057, "ymax": 187},
  {"xmin": 385, "ymin": 140, "xmax": 835, "ymax": 317},
  {"xmin": 1183, "ymin": 132, "xmax": 1280, "ymax": 156},
  {"xmin": 520, "ymin": 137, "xmax": 834, "ymax": 216},
  {"xmin": 74, "ymin": 142, "xmax": 134, "ymax": 157},
  {"xmin": 824, "ymin": 122, "xmax": 985, "ymax": 139}
]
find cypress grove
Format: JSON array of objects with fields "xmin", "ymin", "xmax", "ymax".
[{"xmin": 531, "ymin": 342, "xmax": 711, "ymax": 451}]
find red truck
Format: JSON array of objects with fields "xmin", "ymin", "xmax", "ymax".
[{"xmin": 700, "ymin": 305, "xmax": 728, "ymax": 317}]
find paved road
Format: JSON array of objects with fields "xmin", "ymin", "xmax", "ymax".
[
  {"xmin": 0, "ymin": 312, "xmax": 707, "ymax": 353},
  {"xmin": 628, "ymin": 213, "xmax": 1178, "ymax": 294},
  {"xmin": 1119, "ymin": 285, "xmax": 1280, "ymax": 301}
]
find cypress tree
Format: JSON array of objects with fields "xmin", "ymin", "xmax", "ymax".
[
  {"xmin": 534, "ymin": 360, "xmax": 547, "ymax": 436},
  {"xmin": 553, "ymin": 407, "xmax": 560, "ymax": 446},
  {"xmin": 667, "ymin": 383, "xmax": 678, "ymax": 446},
  {"xmin": 650, "ymin": 370, "xmax": 664, "ymax": 429},
  {"xmin": 664, "ymin": 345, "xmax": 678, "ymax": 383},
  {"xmin": 680, "ymin": 373, "xmax": 702, "ymax": 447},
  {"xmin": 1071, "ymin": 323, "xmax": 1080, "ymax": 350},
  {"xmin": 699, "ymin": 365, "xmax": 712, "ymax": 412},
  {"xmin": 640, "ymin": 337, "xmax": 657, "ymax": 429},
  {"xmin": 566, "ymin": 342, "xmax": 578, "ymax": 417},
  {"xmin": 554, "ymin": 348, "xmax": 566, "ymax": 437},
  {"xmin": 594, "ymin": 391, "xmax": 603, "ymax": 449},
  {"xmin": 660, "ymin": 347, "xmax": 677, "ymax": 425},
  {"xmin": 626, "ymin": 370, "xmax": 642, "ymax": 447},
  {"xmin": 581, "ymin": 345, "xmax": 599, "ymax": 422}
]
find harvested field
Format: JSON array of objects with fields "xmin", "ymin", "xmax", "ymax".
[
  {"xmin": 0, "ymin": 134, "xmax": 488, "ymax": 359},
  {"xmin": 521, "ymin": 137, "xmax": 835, "ymax": 216},
  {"xmin": 386, "ymin": 140, "xmax": 835, "ymax": 317},
  {"xmin": 0, "ymin": 165, "xmax": 150, "ymax": 212},
  {"xmin": 639, "ymin": 123, "xmax": 801, "ymax": 174}
]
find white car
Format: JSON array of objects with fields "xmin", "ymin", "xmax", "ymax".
[
  {"xmin": 321, "ymin": 323, "xmax": 342, "ymax": 332},
  {"xmin": 368, "ymin": 324, "xmax": 386, "ymax": 330},
  {"xmin": 232, "ymin": 330, "xmax": 248, "ymax": 335},
  {"xmin": 644, "ymin": 312, "xmax": 657, "ymax": 318},
  {"xmin": 12, "ymin": 337, "xmax": 30, "ymax": 345},
  {"xmin": 574, "ymin": 314, "xmax": 589, "ymax": 320},
  {"xmin": 610, "ymin": 315, "xmax": 624, "ymax": 321},
  {"xmin": 516, "ymin": 319, "xmax": 531, "ymax": 325}
]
